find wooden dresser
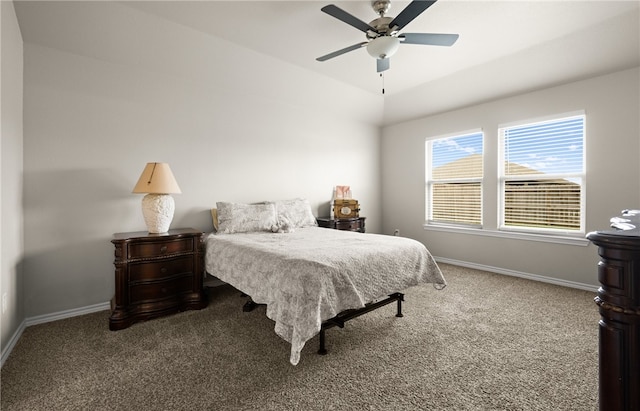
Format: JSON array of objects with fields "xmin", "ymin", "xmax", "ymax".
[
  {"xmin": 109, "ymin": 228, "xmax": 208, "ymax": 331},
  {"xmin": 587, "ymin": 229, "xmax": 640, "ymax": 411},
  {"xmin": 316, "ymin": 217, "xmax": 366, "ymax": 233}
]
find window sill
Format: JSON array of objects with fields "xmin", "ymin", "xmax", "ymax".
[{"xmin": 423, "ymin": 224, "xmax": 590, "ymax": 246}]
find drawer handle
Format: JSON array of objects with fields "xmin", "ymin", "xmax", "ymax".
[{"xmin": 160, "ymin": 246, "xmax": 168, "ymax": 253}]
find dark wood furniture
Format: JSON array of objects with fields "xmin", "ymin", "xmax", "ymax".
[
  {"xmin": 587, "ymin": 229, "xmax": 640, "ymax": 411},
  {"xmin": 109, "ymin": 228, "xmax": 208, "ymax": 331},
  {"xmin": 316, "ymin": 216, "xmax": 366, "ymax": 233}
]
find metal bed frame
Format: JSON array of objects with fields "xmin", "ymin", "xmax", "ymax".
[{"xmin": 241, "ymin": 292, "xmax": 405, "ymax": 356}]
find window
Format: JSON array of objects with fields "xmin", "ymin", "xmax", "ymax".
[
  {"xmin": 426, "ymin": 131, "xmax": 484, "ymax": 227},
  {"xmin": 499, "ymin": 114, "xmax": 585, "ymax": 234}
]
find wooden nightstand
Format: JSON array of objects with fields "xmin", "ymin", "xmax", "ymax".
[
  {"xmin": 316, "ymin": 217, "xmax": 366, "ymax": 233},
  {"xmin": 109, "ymin": 228, "xmax": 208, "ymax": 331}
]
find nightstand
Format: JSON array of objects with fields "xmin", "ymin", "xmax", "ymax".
[
  {"xmin": 109, "ymin": 228, "xmax": 208, "ymax": 330},
  {"xmin": 316, "ymin": 217, "xmax": 366, "ymax": 233}
]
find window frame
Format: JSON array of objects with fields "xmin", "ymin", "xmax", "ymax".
[
  {"xmin": 497, "ymin": 112, "xmax": 586, "ymax": 236},
  {"xmin": 425, "ymin": 129, "xmax": 484, "ymax": 228}
]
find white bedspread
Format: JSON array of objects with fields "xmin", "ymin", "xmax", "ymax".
[{"xmin": 204, "ymin": 227, "xmax": 446, "ymax": 365}]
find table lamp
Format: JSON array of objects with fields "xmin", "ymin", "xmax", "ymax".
[{"xmin": 132, "ymin": 162, "xmax": 181, "ymax": 233}]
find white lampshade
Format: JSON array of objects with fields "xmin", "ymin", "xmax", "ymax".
[
  {"xmin": 132, "ymin": 163, "xmax": 181, "ymax": 233},
  {"xmin": 366, "ymin": 36, "xmax": 400, "ymax": 59}
]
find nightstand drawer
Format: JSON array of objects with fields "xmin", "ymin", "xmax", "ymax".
[
  {"xmin": 128, "ymin": 256, "xmax": 194, "ymax": 282},
  {"xmin": 316, "ymin": 217, "xmax": 366, "ymax": 233},
  {"xmin": 335, "ymin": 220, "xmax": 361, "ymax": 231},
  {"xmin": 128, "ymin": 237, "xmax": 194, "ymax": 259},
  {"xmin": 129, "ymin": 275, "xmax": 193, "ymax": 303}
]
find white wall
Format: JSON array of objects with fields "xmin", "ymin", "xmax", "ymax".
[
  {"xmin": 382, "ymin": 67, "xmax": 640, "ymax": 288},
  {"xmin": 21, "ymin": 2, "xmax": 383, "ymax": 318},
  {"xmin": 1, "ymin": 0, "xmax": 25, "ymax": 354}
]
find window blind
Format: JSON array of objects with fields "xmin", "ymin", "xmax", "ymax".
[
  {"xmin": 500, "ymin": 115, "xmax": 585, "ymax": 232},
  {"xmin": 427, "ymin": 132, "xmax": 483, "ymax": 226}
]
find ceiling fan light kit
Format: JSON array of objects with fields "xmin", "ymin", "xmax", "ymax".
[
  {"xmin": 317, "ymin": 0, "xmax": 458, "ymax": 74},
  {"xmin": 366, "ymin": 36, "xmax": 400, "ymax": 59}
]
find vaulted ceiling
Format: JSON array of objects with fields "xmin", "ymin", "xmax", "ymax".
[{"xmin": 14, "ymin": 1, "xmax": 640, "ymax": 124}]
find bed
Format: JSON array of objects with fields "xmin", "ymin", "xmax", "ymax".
[{"xmin": 204, "ymin": 199, "xmax": 446, "ymax": 365}]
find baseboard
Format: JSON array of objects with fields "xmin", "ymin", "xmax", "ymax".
[
  {"xmin": 435, "ymin": 256, "xmax": 599, "ymax": 292},
  {"xmin": 1, "ymin": 301, "xmax": 110, "ymax": 369},
  {"xmin": 25, "ymin": 301, "xmax": 111, "ymax": 327},
  {"xmin": 1, "ymin": 320, "xmax": 26, "ymax": 368}
]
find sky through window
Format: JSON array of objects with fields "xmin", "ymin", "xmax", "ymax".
[
  {"xmin": 431, "ymin": 116, "xmax": 584, "ymax": 176},
  {"xmin": 431, "ymin": 132, "xmax": 483, "ymax": 169}
]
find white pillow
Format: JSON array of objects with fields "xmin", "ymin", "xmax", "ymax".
[
  {"xmin": 216, "ymin": 202, "xmax": 277, "ymax": 234},
  {"xmin": 271, "ymin": 198, "xmax": 317, "ymax": 229}
]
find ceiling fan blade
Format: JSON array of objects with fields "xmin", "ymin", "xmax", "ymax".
[
  {"xmin": 389, "ymin": 1, "xmax": 437, "ymax": 32},
  {"xmin": 321, "ymin": 4, "xmax": 377, "ymax": 33},
  {"xmin": 399, "ymin": 33, "xmax": 459, "ymax": 46},
  {"xmin": 316, "ymin": 42, "xmax": 368, "ymax": 62},
  {"xmin": 377, "ymin": 58, "xmax": 390, "ymax": 73}
]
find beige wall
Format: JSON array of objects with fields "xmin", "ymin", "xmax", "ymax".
[
  {"xmin": 20, "ymin": 2, "xmax": 383, "ymax": 318},
  {"xmin": 381, "ymin": 67, "xmax": 640, "ymax": 288},
  {"xmin": 1, "ymin": 0, "xmax": 25, "ymax": 357}
]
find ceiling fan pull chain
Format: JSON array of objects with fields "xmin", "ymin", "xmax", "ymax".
[{"xmin": 380, "ymin": 72, "xmax": 385, "ymax": 94}]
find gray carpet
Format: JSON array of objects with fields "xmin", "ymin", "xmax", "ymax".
[{"xmin": 1, "ymin": 264, "xmax": 598, "ymax": 410}]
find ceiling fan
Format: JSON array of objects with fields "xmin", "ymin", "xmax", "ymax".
[{"xmin": 316, "ymin": 0, "xmax": 459, "ymax": 73}]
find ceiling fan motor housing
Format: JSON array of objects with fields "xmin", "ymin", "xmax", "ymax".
[{"xmin": 367, "ymin": 16, "xmax": 395, "ymax": 39}]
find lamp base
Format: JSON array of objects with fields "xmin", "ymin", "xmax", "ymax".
[{"xmin": 141, "ymin": 193, "xmax": 175, "ymax": 233}]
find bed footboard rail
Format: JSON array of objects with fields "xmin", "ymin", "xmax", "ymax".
[{"xmin": 318, "ymin": 292, "xmax": 405, "ymax": 355}]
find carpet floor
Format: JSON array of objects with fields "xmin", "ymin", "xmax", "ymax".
[{"xmin": 1, "ymin": 264, "xmax": 599, "ymax": 410}]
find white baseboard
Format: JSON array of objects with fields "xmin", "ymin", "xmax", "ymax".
[
  {"xmin": 435, "ymin": 256, "xmax": 598, "ymax": 292},
  {"xmin": 1, "ymin": 301, "xmax": 110, "ymax": 368},
  {"xmin": 24, "ymin": 301, "xmax": 110, "ymax": 327},
  {"xmin": 1, "ymin": 320, "xmax": 26, "ymax": 368}
]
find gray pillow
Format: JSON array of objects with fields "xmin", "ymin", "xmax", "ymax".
[
  {"xmin": 271, "ymin": 198, "xmax": 317, "ymax": 229},
  {"xmin": 216, "ymin": 202, "xmax": 278, "ymax": 234}
]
